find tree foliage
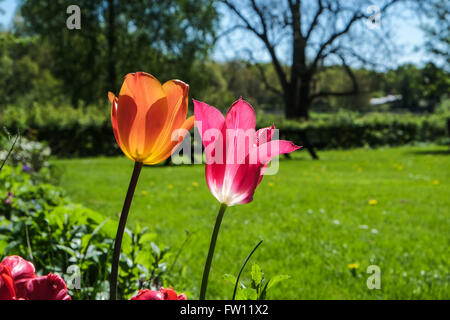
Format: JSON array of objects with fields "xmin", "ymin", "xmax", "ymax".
[{"xmin": 15, "ymin": 0, "xmax": 217, "ymax": 106}]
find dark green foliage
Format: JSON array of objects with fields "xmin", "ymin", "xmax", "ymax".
[
  {"xmin": 13, "ymin": 0, "xmax": 217, "ymax": 106},
  {"xmin": 1, "ymin": 103, "xmax": 448, "ymax": 157},
  {"xmin": 0, "ymin": 164, "xmax": 174, "ymax": 300}
]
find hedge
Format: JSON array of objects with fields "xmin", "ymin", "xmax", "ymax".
[{"xmin": 1, "ymin": 104, "xmax": 448, "ymax": 157}]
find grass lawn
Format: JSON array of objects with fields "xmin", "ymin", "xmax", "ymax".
[{"xmin": 52, "ymin": 145, "xmax": 449, "ymax": 299}]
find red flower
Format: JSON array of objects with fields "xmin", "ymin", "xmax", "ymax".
[
  {"xmin": 0, "ymin": 255, "xmax": 71, "ymax": 300},
  {"xmin": 130, "ymin": 287, "xmax": 187, "ymax": 300},
  {"xmin": 16, "ymin": 273, "xmax": 71, "ymax": 300}
]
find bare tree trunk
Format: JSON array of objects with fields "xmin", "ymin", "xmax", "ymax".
[{"xmin": 284, "ymin": 79, "xmax": 319, "ymax": 160}]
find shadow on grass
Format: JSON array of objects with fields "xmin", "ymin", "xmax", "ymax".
[{"xmin": 407, "ymin": 149, "xmax": 450, "ymax": 156}]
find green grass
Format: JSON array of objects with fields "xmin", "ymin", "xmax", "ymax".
[{"xmin": 52, "ymin": 146, "xmax": 450, "ymax": 299}]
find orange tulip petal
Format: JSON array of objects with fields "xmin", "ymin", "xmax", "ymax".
[
  {"xmin": 142, "ymin": 96, "xmax": 168, "ymax": 158},
  {"xmin": 149, "ymin": 79, "xmax": 189, "ymax": 153},
  {"xmin": 119, "ymin": 72, "xmax": 166, "ymax": 113},
  {"xmin": 144, "ymin": 115, "xmax": 194, "ymax": 164},
  {"xmin": 109, "ymin": 92, "xmax": 121, "ymax": 145},
  {"xmin": 117, "ymin": 72, "xmax": 168, "ymax": 160},
  {"xmin": 116, "ymin": 95, "xmax": 138, "ymax": 157},
  {"xmin": 163, "ymin": 79, "xmax": 189, "ymax": 127}
]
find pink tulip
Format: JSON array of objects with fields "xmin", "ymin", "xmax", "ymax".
[
  {"xmin": 195, "ymin": 98, "xmax": 301, "ymax": 300},
  {"xmin": 194, "ymin": 98, "xmax": 301, "ymax": 206}
]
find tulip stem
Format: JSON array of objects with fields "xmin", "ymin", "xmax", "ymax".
[
  {"xmin": 110, "ymin": 161, "xmax": 143, "ymax": 300},
  {"xmin": 199, "ymin": 203, "xmax": 228, "ymax": 300}
]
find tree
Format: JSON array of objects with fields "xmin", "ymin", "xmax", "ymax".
[
  {"xmin": 417, "ymin": 0, "xmax": 449, "ymax": 70},
  {"xmin": 220, "ymin": 0, "xmax": 402, "ymax": 120},
  {"xmin": 16, "ymin": 0, "xmax": 217, "ymax": 106}
]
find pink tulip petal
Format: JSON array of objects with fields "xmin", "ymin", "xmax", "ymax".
[
  {"xmin": 256, "ymin": 140, "xmax": 302, "ymax": 185},
  {"xmin": 130, "ymin": 289, "xmax": 163, "ymax": 300},
  {"xmin": 130, "ymin": 287, "xmax": 186, "ymax": 300},
  {"xmin": 1, "ymin": 255, "xmax": 36, "ymax": 282},
  {"xmin": 177, "ymin": 293, "xmax": 187, "ymax": 300},
  {"xmin": 193, "ymin": 99, "xmax": 225, "ymax": 149},
  {"xmin": 224, "ymin": 98, "xmax": 256, "ymax": 133},
  {"xmin": 229, "ymin": 162, "xmax": 262, "ymax": 205},
  {"xmin": 257, "ymin": 140, "xmax": 301, "ymax": 165},
  {"xmin": 256, "ymin": 125, "xmax": 275, "ymax": 146},
  {"xmin": 200, "ymin": 98, "xmax": 301, "ymax": 206},
  {"xmin": 219, "ymin": 98, "xmax": 258, "ymax": 201}
]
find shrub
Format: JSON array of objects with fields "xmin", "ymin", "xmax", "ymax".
[
  {"xmin": 1, "ymin": 104, "xmax": 448, "ymax": 157},
  {"xmin": 0, "ymin": 164, "xmax": 176, "ymax": 300}
]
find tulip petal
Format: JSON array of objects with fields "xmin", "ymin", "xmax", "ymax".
[
  {"xmin": 220, "ymin": 98, "xmax": 257, "ymax": 200},
  {"xmin": 143, "ymin": 115, "xmax": 194, "ymax": 164},
  {"xmin": 256, "ymin": 125, "xmax": 275, "ymax": 146},
  {"xmin": 109, "ymin": 92, "xmax": 125, "ymax": 152},
  {"xmin": 150, "ymin": 79, "xmax": 189, "ymax": 155},
  {"xmin": 142, "ymin": 96, "xmax": 168, "ymax": 157},
  {"xmin": 130, "ymin": 289, "xmax": 163, "ymax": 300},
  {"xmin": 1, "ymin": 255, "xmax": 35, "ymax": 282},
  {"xmin": 205, "ymin": 162, "xmax": 226, "ymax": 203},
  {"xmin": 17, "ymin": 273, "xmax": 71, "ymax": 300},
  {"xmin": 119, "ymin": 72, "xmax": 166, "ymax": 114},
  {"xmin": 116, "ymin": 94, "xmax": 138, "ymax": 158},
  {"xmin": 130, "ymin": 287, "xmax": 186, "ymax": 300},
  {"xmin": 224, "ymin": 98, "xmax": 256, "ymax": 136},
  {"xmin": 163, "ymin": 79, "xmax": 189, "ymax": 129},
  {"xmin": 224, "ymin": 98, "xmax": 256, "ymax": 162},
  {"xmin": 161, "ymin": 288, "xmax": 178, "ymax": 300},
  {"xmin": 257, "ymin": 140, "xmax": 301, "ymax": 165},
  {"xmin": 255, "ymin": 140, "xmax": 302, "ymax": 186},
  {"xmin": 229, "ymin": 162, "xmax": 262, "ymax": 206},
  {"xmin": 193, "ymin": 99, "xmax": 225, "ymax": 149},
  {"xmin": 0, "ymin": 265, "xmax": 16, "ymax": 300},
  {"xmin": 117, "ymin": 72, "xmax": 168, "ymax": 160},
  {"xmin": 177, "ymin": 293, "xmax": 187, "ymax": 300}
]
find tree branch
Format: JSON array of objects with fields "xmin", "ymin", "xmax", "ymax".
[
  {"xmin": 221, "ymin": 0, "xmax": 289, "ymax": 91},
  {"xmin": 305, "ymin": 0, "xmax": 323, "ymax": 40},
  {"xmin": 311, "ymin": 0, "xmax": 401, "ymax": 71},
  {"xmin": 310, "ymin": 53, "xmax": 359, "ymax": 100},
  {"xmin": 244, "ymin": 49, "xmax": 283, "ymax": 97}
]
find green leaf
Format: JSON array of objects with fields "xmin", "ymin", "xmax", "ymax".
[
  {"xmin": 151, "ymin": 242, "xmax": 160, "ymax": 256},
  {"xmin": 223, "ymin": 273, "xmax": 237, "ymax": 285},
  {"xmin": 251, "ymin": 264, "xmax": 263, "ymax": 287},
  {"xmin": 267, "ymin": 275, "xmax": 290, "ymax": 290}
]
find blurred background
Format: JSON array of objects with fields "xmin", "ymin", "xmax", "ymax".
[{"xmin": 0, "ymin": 0, "xmax": 449, "ymax": 300}]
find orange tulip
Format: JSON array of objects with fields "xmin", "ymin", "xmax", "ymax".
[{"xmin": 108, "ymin": 72, "xmax": 194, "ymax": 164}]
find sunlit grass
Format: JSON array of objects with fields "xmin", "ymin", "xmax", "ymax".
[{"xmin": 52, "ymin": 145, "xmax": 450, "ymax": 299}]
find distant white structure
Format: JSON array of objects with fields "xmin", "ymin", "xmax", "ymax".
[{"xmin": 370, "ymin": 94, "xmax": 402, "ymax": 106}]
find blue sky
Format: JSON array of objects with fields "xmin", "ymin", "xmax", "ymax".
[{"xmin": 0, "ymin": 0, "xmax": 431, "ymax": 67}]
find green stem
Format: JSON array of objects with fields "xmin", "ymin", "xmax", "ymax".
[
  {"xmin": 199, "ymin": 203, "xmax": 228, "ymax": 300},
  {"xmin": 110, "ymin": 161, "xmax": 143, "ymax": 300}
]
